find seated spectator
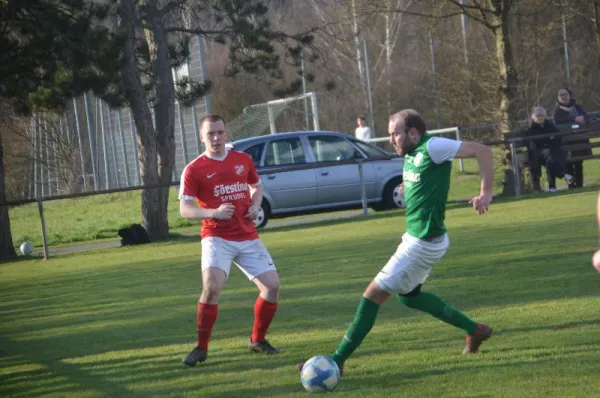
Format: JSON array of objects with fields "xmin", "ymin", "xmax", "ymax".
[
  {"xmin": 552, "ymin": 88, "xmax": 592, "ymax": 188},
  {"xmin": 526, "ymin": 106, "xmax": 573, "ymax": 192}
]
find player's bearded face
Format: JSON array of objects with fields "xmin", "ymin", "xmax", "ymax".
[
  {"xmin": 201, "ymin": 120, "xmax": 227, "ymax": 155},
  {"xmin": 389, "ymin": 122, "xmax": 415, "ymax": 156}
]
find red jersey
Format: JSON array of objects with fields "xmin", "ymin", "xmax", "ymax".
[{"xmin": 179, "ymin": 150, "xmax": 260, "ymax": 241}]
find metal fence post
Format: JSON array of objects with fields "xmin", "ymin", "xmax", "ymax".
[
  {"xmin": 33, "ymin": 115, "xmax": 39, "ymax": 198},
  {"xmin": 117, "ymin": 109, "xmax": 130, "ymax": 187},
  {"xmin": 99, "ymin": 99, "xmax": 110, "ymax": 190},
  {"xmin": 310, "ymin": 92, "xmax": 320, "ymax": 131},
  {"xmin": 106, "ymin": 107, "xmax": 121, "ymax": 188},
  {"xmin": 176, "ymin": 102, "xmax": 189, "ymax": 163},
  {"xmin": 73, "ymin": 98, "xmax": 88, "ymax": 191},
  {"xmin": 128, "ymin": 110, "xmax": 140, "ymax": 185},
  {"xmin": 455, "ymin": 127, "xmax": 464, "ymax": 172},
  {"xmin": 37, "ymin": 198, "xmax": 49, "ymax": 260},
  {"xmin": 358, "ymin": 160, "xmax": 368, "ymax": 216},
  {"xmin": 84, "ymin": 92, "xmax": 98, "ymax": 190},
  {"xmin": 510, "ymin": 141, "xmax": 521, "ymax": 198}
]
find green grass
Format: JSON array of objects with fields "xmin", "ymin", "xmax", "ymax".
[
  {"xmin": 1, "ymin": 190, "xmax": 599, "ymax": 397},
  {"xmin": 8, "ymin": 189, "xmax": 195, "ymax": 249},
  {"xmin": 8, "ymin": 151, "xmax": 600, "ymax": 249}
]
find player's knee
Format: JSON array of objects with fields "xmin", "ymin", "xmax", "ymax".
[
  {"xmin": 200, "ymin": 290, "xmax": 218, "ymax": 303},
  {"xmin": 201, "ymin": 281, "xmax": 223, "ymax": 303},
  {"xmin": 397, "ymin": 284, "xmax": 422, "ymax": 305},
  {"xmin": 266, "ymin": 279, "xmax": 280, "ymax": 296},
  {"xmin": 258, "ymin": 278, "xmax": 279, "ymax": 302}
]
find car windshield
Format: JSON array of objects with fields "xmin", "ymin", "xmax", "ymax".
[{"xmin": 352, "ymin": 140, "xmax": 392, "ymax": 158}]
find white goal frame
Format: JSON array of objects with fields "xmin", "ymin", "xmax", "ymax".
[
  {"xmin": 366, "ymin": 127, "xmax": 464, "ymax": 172},
  {"xmin": 260, "ymin": 92, "xmax": 320, "ymax": 134}
]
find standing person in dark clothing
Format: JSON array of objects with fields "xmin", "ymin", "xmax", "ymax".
[
  {"xmin": 526, "ymin": 106, "xmax": 573, "ymax": 192},
  {"xmin": 553, "ymin": 88, "xmax": 592, "ymax": 188}
]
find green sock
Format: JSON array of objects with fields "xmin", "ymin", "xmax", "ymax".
[
  {"xmin": 397, "ymin": 291, "xmax": 477, "ymax": 334},
  {"xmin": 331, "ymin": 297, "xmax": 380, "ymax": 367}
]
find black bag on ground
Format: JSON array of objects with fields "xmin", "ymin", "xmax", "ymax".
[{"xmin": 118, "ymin": 223, "xmax": 151, "ymax": 246}]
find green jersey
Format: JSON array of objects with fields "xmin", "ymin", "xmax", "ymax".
[{"xmin": 402, "ymin": 134, "xmax": 461, "ymax": 239}]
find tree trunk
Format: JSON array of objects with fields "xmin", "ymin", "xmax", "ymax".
[
  {"xmin": 493, "ymin": 1, "xmax": 521, "ymax": 196},
  {"xmin": 494, "ymin": 22, "xmax": 519, "ymax": 136},
  {"xmin": 144, "ymin": 1, "xmax": 176, "ymax": 241},
  {"xmin": 385, "ymin": 6, "xmax": 392, "ymax": 116},
  {"xmin": 593, "ymin": 0, "xmax": 600, "ymax": 58},
  {"xmin": 351, "ymin": 0, "xmax": 370, "ymax": 121},
  {"xmin": 0, "ymin": 136, "xmax": 17, "ymax": 261},
  {"xmin": 119, "ymin": 0, "xmax": 171, "ymax": 241}
]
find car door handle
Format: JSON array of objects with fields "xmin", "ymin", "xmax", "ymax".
[
  {"xmin": 320, "ymin": 171, "xmax": 329, "ymax": 176},
  {"xmin": 267, "ymin": 174, "xmax": 276, "ymax": 180}
]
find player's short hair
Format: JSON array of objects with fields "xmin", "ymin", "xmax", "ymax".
[
  {"xmin": 390, "ymin": 109, "xmax": 427, "ymax": 135},
  {"xmin": 357, "ymin": 115, "xmax": 366, "ymax": 121},
  {"xmin": 199, "ymin": 113, "xmax": 225, "ymax": 129}
]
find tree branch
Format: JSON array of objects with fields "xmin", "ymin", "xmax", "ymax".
[
  {"xmin": 158, "ymin": 0, "xmax": 186, "ymax": 17},
  {"xmin": 445, "ymin": 0, "xmax": 494, "ymax": 13},
  {"xmin": 165, "ymin": 26, "xmax": 235, "ymax": 36}
]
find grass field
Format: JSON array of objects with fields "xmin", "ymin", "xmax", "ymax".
[
  {"xmin": 1, "ymin": 189, "xmax": 599, "ymax": 397},
  {"xmin": 8, "ymin": 154, "xmax": 600, "ymax": 250}
]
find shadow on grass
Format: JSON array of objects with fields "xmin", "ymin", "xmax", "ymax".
[{"xmin": 1, "ymin": 208, "xmax": 599, "ymax": 397}]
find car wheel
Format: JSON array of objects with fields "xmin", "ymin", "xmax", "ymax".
[
  {"xmin": 375, "ymin": 177, "xmax": 406, "ymax": 210},
  {"xmin": 253, "ymin": 200, "xmax": 270, "ymax": 229}
]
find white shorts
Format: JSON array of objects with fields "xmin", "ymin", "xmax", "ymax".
[
  {"xmin": 201, "ymin": 237, "xmax": 276, "ymax": 280},
  {"xmin": 374, "ymin": 232, "xmax": 449, "ymax": 294}
]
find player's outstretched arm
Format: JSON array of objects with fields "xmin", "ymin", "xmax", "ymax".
[
  {"xmin": 454, "ymin": 141, "xmax": 494, "ymax": 215},
  {"xmin": 180, "ymin": 200, "xmax": 234, "ymax": 220}
]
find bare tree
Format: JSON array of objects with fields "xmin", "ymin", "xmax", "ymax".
[
  {"xmin": 0, "ymin": 134, "xmax": 16, "ymax": 260},
  {"xmin": 115, "ymin": 0, "xmax": 317, "ymax": 241},
  {"xmin": 566, "ymin": 0, "xmax": 600, "ymax": 57}
]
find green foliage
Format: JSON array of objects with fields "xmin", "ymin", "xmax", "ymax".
[
  {"xmin": 0, "ymin": 0, "xmax": 124, "ymax": 115},
  {"xmin": 0, "ymin": 0, "xmax": 318, "ymax": 114}
]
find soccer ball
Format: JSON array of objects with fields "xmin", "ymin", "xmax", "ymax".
[
  {"xmin": 300, "ymin": 355, "xmax": 340, "ymax": 393},
  {"xmin": 19, "ymin": 242, "xmax": 33, "ymax": 255}
]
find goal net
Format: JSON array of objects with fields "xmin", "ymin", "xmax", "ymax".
[{"xmin": 226, "ymin": 92, "xmax": 320, "ymax": 142}]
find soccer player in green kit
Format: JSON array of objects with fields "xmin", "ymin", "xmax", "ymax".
[{"xmin": 297, "ymin": 109, "xmax": 495, "ymax": 374}]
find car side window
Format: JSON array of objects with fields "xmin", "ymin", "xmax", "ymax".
[
  {"xmin": 309, "ymin": 136, "xmax": 362, "ymax": 162},
  {"xmin": 243, "ymin": 143, "xmax": 264, "ymax": 167},
  {"xmin": 264, "ymin": 138, "xmax": 306, "ymax": 166}
]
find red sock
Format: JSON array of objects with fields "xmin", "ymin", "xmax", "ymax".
[
  {"xmin": 252, "ymin": 296, "xmax": 278, "ymax": 343},
  {"xmin": 197, "ymin": 303, "xmax": 218, "ymax": 351}
]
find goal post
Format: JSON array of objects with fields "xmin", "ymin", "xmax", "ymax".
[
  {"xmin": 263, "ymin": 92, "xmax": 320, "ymax": 133},
  {"xmin": 366, "ymin": 127, "xmax": 464, "ymax": 172},
  {"xmin": 227, "ymin": 92, "xmax": 321, "ymax": 142}
]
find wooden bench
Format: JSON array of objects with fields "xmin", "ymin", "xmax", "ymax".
[
  {"xmin": 490, "ymin": 121, "xmax": 600, "ymax": 196},
  {"xmin": 502, "ymin": 121, "xmax": 600, "ymax": 167}
]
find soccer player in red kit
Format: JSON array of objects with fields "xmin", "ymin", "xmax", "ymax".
[{"xmin": 179, "ymin": 114, "xmax": 281, "ymax": 367}]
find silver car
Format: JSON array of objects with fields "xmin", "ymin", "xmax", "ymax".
[{"xmin": 228, "ymin": 131, "xmax": 405, "ymax": 228}]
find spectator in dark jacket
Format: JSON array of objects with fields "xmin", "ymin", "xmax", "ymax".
[
  {"xmin": 552, "ymin": 88, "xmax": 592, "ymax": 188},
  {"xmin": 527, "ymin": 106, "xmax": 573, "ymax": 192}
]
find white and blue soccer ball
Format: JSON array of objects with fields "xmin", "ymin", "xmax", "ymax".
[
  {"xmin": 19, "ymin": 242, "xmax": 33, "ymax": 255},
  {"xmin": 300, "ymin": 355, "xmax": 340, "ymax": 393}
]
